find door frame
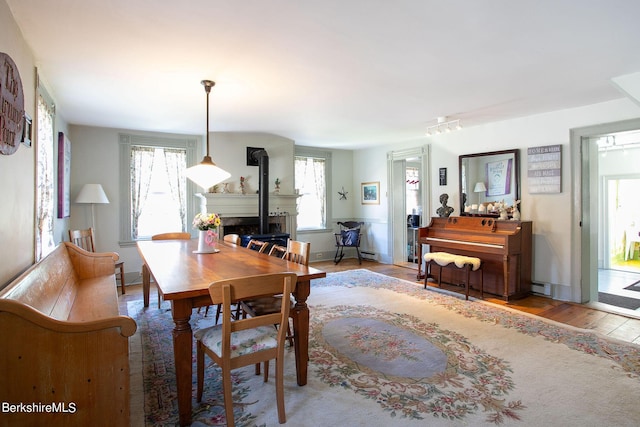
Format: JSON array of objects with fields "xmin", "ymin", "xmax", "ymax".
[
  {"xmin": 387, "ymin": 145, "xmax": 430, "ymax": 266},
  {"xmin": 570, "ymin": 118, "xmax": 640, "ymax": 303}
]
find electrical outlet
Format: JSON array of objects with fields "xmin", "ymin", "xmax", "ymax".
[{"xmin": 316, "ymin": 253, "xmax": 323, "ymax": 259}]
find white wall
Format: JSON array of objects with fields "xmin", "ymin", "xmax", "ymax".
[
  {"xmin": 352, "ymin": 98, "xmax": 640, "ymax": 301},
  {"xmin": 0, "ymin": 0, "xmax": 69, "ymax": 286}
]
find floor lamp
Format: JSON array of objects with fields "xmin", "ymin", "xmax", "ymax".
[{"xmin": 75, "ymin": 184, "xmax": 110, "ymax": 240}]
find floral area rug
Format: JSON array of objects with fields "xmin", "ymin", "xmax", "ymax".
[{"xmin": 129, "ymin": 269, "xmax": 640, "ymax": 426}]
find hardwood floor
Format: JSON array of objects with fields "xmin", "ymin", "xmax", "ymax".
[{"xmin": 312, "ymin": 259, "xmax": 640, "ymax": 345}]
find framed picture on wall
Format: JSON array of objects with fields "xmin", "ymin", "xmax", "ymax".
[
  {"xmin": 57, "ymin": 132, "xmax": 71, "ymax": 218},
  {"xmin": 361, "ymin": 181, "xmax": 380, "ymax": 205}
]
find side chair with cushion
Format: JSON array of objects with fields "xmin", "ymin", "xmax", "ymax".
[
  {"xmin": 242, "ymin": 239, "xmax": 310, "ymax": 357},
  {"xmin": 195, "ymin": 272, "xmax": 297, "ymax": 425},
  {"xmin": 151, "ymin": 232, "xmax": 191, "ymax": 308},
  {"xmin": 69, "ymin": 228, "xmax": 125, "ymax": 294}
]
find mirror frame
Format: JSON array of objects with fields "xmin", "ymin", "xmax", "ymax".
[{"xmin": 458, "ymin": 149, "xmax": 520, "ymax": 216}]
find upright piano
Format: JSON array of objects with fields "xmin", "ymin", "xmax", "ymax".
[{"xmin": 417, "ymin": 216, "xmax": 532, "ymax": 300}]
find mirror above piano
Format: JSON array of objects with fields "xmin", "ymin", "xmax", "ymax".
[{"xmin": 459, "ymin": 149, "xmax": 521, "ymax": 217}]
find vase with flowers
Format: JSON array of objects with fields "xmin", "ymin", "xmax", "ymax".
[{"xmin": 193, "ymin": 212, "xmax": 221, "ymax": 253}]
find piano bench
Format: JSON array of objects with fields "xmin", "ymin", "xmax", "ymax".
[{"xmin": 423, "ymin": 252, "xmax": 483, "ymax": 300}]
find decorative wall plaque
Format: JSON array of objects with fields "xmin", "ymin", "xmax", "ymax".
[
  {"xmin": 0, "ymin": 52, "xmax": 25, "ymax": 155},
  {"xmin": 527, "ymin": 144, "xmax": 562, "ymax": 194}
]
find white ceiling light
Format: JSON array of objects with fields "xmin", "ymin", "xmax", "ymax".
[
  {"xmin": 185, "ymin": 80, "xmax": 231, "ymax": 190},
  {"xmin": 427, "ymin": 117, "xmax": 462, "ymax": 136}
]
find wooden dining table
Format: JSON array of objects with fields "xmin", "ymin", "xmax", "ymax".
[{"xmin": 137, "ymin": 238, "xmax": 326, "ymax": 426}]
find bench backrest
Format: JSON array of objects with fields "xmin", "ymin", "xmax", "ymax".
[{"xmin": 0, "ymin": 244, "xmax": 80, "ymax": 320}]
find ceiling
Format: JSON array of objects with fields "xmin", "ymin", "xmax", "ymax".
[{"xmin": 7, "ymin": 0, "xmax": 640, "ymax": 149}]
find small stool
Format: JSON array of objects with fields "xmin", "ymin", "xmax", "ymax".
[{"xmin": 424, "ymin": 252, "xmax": 483, "ymax": 300}]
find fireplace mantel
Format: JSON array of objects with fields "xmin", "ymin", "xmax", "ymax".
[{"xmin": 196, "ymin": 193, "xmax": 300, "ymax": 239}]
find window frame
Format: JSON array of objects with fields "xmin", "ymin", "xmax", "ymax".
[
  {"xmin": 294, "ymin": 147, "xmax": 332, "ymax": 233},
  {"xmin": 118, "ymin": 133, "xmax": 199, "ymax": 246}
]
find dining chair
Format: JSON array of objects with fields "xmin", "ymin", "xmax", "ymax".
[
  {"xmin": 242, "ymin": 239, "xmax": 310, "ymax": 355},
  {"xmin": 223, "ymin": 233, "xmax": 241, "ymax": 245},
  {"xmin": 195, "ymin": 272, "xmax": 297, "ymax": 425},
  {"xmin": 268, "ymin": 243, "xmax": 287, "ymax": 258},
  {"xmin": 283, "ymin": 239, "xmax": 310, "ymax": 266},
  {"xmin": 151, "ymin": 232, "xmax": 191, "ymax": 308},
  {"xmin": 247, "ymin": 239, "xmax": 269, "ymax": 253},
  {"xmin": 151, "ymin": 232, "xmax": 191, "ymax": 240},
  {"xmin": 69, "ymin": 228, "xmax": 125, "ymax": 294}
]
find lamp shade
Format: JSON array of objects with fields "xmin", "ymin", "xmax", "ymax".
[
  {"xmin": 473, "ymin": 182, "xmax": 487, "ymax": 193},
  {"xmin": 75, "ymin": 184, "xmax": 110, "ymax": 204},
  {"xmin": 185, "ymin": 156, "xmax": 231, "ymax": 190}
]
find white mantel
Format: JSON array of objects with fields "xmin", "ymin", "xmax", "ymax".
[{"xmin": 196, "ymin": 193, "xmax": 300, "ymax": 238}]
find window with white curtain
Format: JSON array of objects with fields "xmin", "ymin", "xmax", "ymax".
[
  {"xmin": 119, "ymin": 134, "xmax": 198, "ymax": 244},
  {"xmin": 35, "ymin": 84, "xmax": 56, "ymax": 260},
  {"xmin": 295, "ymin": 148, "xmax": 332, "ymax": 230},
  {"xmin": 130, "ymin": 146, "xmax": 187, "ymax": 238}
]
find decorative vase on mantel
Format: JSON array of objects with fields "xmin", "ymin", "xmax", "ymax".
[{"xmin": 196, "ymin": 229, "xmax": 218, "ymax": 253}]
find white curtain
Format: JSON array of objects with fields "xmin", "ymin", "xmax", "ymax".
[
  {"xmin": 295, "ymin": 156, "xmax": 326, "ymax": 229},
  {"xmin": 130, "ymin": 146, "xmax": 156, "ymax": 239},
  {"xmin": 162, "ymin": 148, "xmax": 187, "ymax": 231},
  {"xmin": 35, "ymin": 94, "xmax": 55, "ymax": 261}
]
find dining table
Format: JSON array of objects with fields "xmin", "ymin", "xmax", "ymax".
[{"xmin": 137, "ymin": 238, "xmax": 326, "ymax": 426}]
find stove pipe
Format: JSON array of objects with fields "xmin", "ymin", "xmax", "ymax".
[{"xmin": 250, "ymin": 149, "xmax": 269, "ymax": 234}]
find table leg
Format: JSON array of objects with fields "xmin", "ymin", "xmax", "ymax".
[
  {"xmin": 171, "ymin": 299, "xmax": 194, "ymax": 426},
  {"xmin": 292, "ymin": 279, "xmax": 310, "ymax": 386},
  {"xmin": 142, "ymin": 263, "xmax": 150, "ymax": 308}
]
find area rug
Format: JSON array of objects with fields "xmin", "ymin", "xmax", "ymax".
[{"xmin": 129, "ymin": 269, "xmax": 640, "ymax": 426}]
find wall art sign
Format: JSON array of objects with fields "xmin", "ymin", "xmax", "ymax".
[
  {"xmin": 0, "ymin": 52, "xmax": 25, "ymax": 155},
  {"xmin": 57, "ymin": 132, "xmax": 71, "ymax": 218},
  {"xmin": 527, "ymin": 144, "xmax": 562, "ymax": 194}
]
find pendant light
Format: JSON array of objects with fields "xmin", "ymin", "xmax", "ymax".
[{"xmin": 185, "ymin": 80, "xmax": 231, "ymax": 189}]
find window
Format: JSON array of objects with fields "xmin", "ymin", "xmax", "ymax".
[
  {"xmin": 295, "ymin": 149, "xmax": 331, "ymax": 230},
  {"xmin": 119, "ymin": 134, "xmax": 199, "ymax": 244},
  {"xmin": 35, "ymin": 83, "xmax": 56, "ymax": 260},
  {"xmin": 132, "ymin": 146, "xmax": 186, "ymax": 238}
]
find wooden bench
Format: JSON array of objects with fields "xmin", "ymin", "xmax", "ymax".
[
  {"xmin": 424, "ymin": 251, "xmax": 483, "ymax": 300},
  {"xmin": 0, "ymin": 242, "xmax": 137, "ymax": 426}
]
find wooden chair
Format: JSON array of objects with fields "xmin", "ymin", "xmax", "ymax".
[
  {"xmin": 151, "ymin": 232, "xmax": 191, "ymax": 240},
  {"xmin": 283, "ymin": 239, "xmax": 310, "ymax": 266},
  {"xmin": 69, "ymin": 228, "xmax": 125, "ymax": 294},
  {"xmin": 223, "ymin": 233, "xmax": 241, "ymax": 245},
  {"xmin": 195, "ymin": 272, "xmax": 297, "ymax": 425},
  {"xmin": 242, "ymin": 239, "xmax": 310, "ymax": 356},
  {"xmin": 247, "ymin": 239, "xmax": 269, "ymax": 253},
  {"xmin": 151, "ymin": 232, "xmax": 191, "ymax": 308},
  {"xmin": 268, "ymin": 243, "xmax": 287, "ymax": 258}
]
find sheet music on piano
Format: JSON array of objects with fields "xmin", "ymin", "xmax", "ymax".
[{"xmin": 417, "ymin": 216, "xmax": 532, "ymax": 301}]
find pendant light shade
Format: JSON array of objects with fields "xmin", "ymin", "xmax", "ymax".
[{"xmin": 185, "ymin": 80, "xmax": 231, "ymax": 190}]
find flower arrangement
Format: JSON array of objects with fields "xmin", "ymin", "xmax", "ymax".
[{"xmin": 192, "ymin": 212, "xmax": 221, "ymax": 231}]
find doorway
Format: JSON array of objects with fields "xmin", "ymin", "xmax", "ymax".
[
  {"xmin": 574, "ymin": 121, "xmax": 640, "ymax": 312},
  {"xmin": 387, "ymin": 146, "xmax": 430, "ymax": 268}
]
